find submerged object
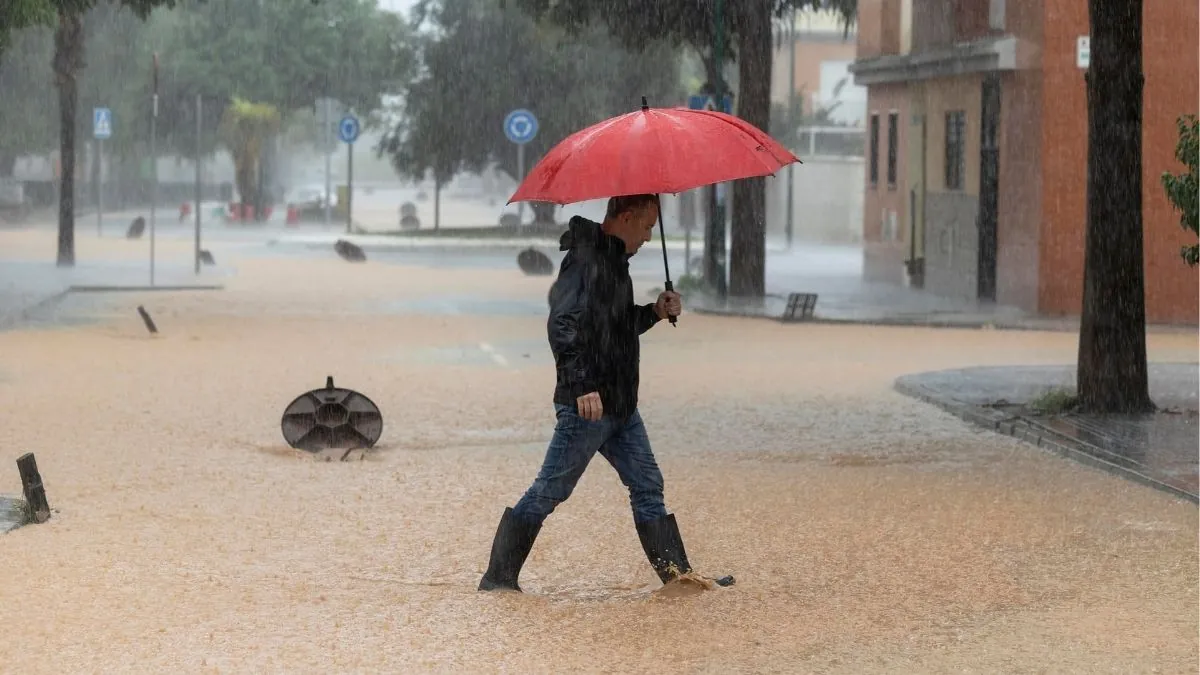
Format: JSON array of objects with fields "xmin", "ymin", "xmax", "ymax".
[{"xmin": 281, "ymin": 376, "xmax": 383, "ymax": 452}]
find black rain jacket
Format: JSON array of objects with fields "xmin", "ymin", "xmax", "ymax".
[{"xmin": 548, "ymin": 216, "xmax": 662, "ymax": 419}]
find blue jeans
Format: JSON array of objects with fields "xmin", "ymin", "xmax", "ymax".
[{"xmin": 512, "ymin": 404, "xmax": 669, "ymax": 527}]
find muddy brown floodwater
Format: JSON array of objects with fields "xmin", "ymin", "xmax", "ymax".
[{"xmin": 0, "ymin": 234, "xmax": 1196, "ymax": 674}]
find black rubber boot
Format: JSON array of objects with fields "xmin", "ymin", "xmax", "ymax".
[
  {"xmin": 636, "ymin": 514, "xmax": 735, "ymax": 587},
  {"xmin": 478, "ymin": 507, "xmax": 542, "ymax": 592}
]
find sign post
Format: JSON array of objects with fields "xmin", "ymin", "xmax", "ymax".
[
  {"xmin": 92, "ymin": 107, "xmax": 112, "ymax": 237},
  {"xmin": 338, "ymin": 114, "xmax": 360, "ymax": 234},
  {"xmin": 503, "ymin": 108, "xmax": 538, "ymax": 226},
  {"xmin": 321, "ymin": 98, "xmax": 335, "ymax": 226},
  {"xmin": 150, "ymin": 53, "xmax": 159, "ymax": 287},
  {"xmin": 194, "ymin": 94, "xmax": 203, "ymax": 275}
]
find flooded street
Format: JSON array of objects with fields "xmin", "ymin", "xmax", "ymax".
[{"xmin": 0, "ymin": 237, "xmax": 1195, "ymax": 673}]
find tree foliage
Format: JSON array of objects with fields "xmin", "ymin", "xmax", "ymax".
[
  {"xmin": 0, "ymin": 0, "xmax": 55, "ymax": 56},
  {"xmin": 150, "ymin": 0, "xmax": 415, "ymax": 158},
  {"xmin": 218, "ymin": 97, "xmax": 281, "ymax": 211},
  {"xmin": 1161, "ymin": 114, "xmax": 1198, "ymax": 267},
  {"xmin": 383, "ymin": 0, "xmax": 683, "ymax": 222},
  {"xmin": 501, "ymin": 0, "xmax": 854, "ymax": 65}
]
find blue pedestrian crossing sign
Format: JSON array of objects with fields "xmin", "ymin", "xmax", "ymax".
[
  {"xmin": 93, "ymin": 107, "xmax": 113, "ymax": 140},
  {"xmin": 503, "ymin": 109, "xmax": 538, "ymax": 145},
  {"xmin": 338, "ymin": 115, "xmax": 360, "ymax": 144},
  {"xmin": 687, "ymin": 95, "xmax": 733, "ymax": 114}
]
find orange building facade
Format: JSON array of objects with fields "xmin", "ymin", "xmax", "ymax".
[{"xmin": 849, "ymin": 0, "xmax": 1198, "ymax": 324}]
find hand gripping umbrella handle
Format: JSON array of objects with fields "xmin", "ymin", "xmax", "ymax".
[{"xmin": 656, "ymin": 199, "xmax": 677, "ymax": 327}]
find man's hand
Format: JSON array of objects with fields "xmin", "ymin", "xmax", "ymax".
[
  {"xmin": 576, "ymin": 391, "xmax": 603, "ymax": 421},
  {"xmin": 654, "ymin": 290, "xmax": 682, "ymax": 321}
]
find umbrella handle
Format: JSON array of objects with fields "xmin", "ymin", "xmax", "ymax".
[{"xmin": 656, "ymin": 198, "xmax": 677, "ymax": 327}]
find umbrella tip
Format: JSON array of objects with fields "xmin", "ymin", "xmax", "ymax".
[{"xmin": 641, "ymin": 96, "xmax": 649, "ymax": 111}]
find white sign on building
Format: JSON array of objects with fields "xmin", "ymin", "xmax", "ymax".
[{"xmin": 1076, "ymin": 36, "xmax": 1090, "ymax": 69}]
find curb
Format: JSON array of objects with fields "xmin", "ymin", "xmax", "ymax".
[
  {"xmin": 690, "ymin": 305, "xmax": 1077, "ymax": 333},
  {"xmin": 0, "ymin": 289, "xmax": 70, "ymax": 331},
  {"xmin": 68, "ymin": 285, "xmax": 224, "ymax": 293},
  {"xmin": 893, "ymin": 377, "xmax": 1199, "ymax": 504}
]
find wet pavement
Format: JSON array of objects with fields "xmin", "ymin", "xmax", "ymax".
[
  {"xmin": 896, "ymin": 364, "xmax": 1200, "ymax": 502},
  {"xmin": 0, "ymin": 227, "xmax": 1197, "ymax": 672},
  {"xmin": 7, "ymin": 220, "xmax": 1149, "ymax": 334}
]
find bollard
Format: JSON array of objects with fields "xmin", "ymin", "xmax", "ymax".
[
  {"xmin": 137, "ymin": 305, "xmax": 159, "ymax": 334},
  {"xmin": 517, "ymin": 247, "xmax": 554, "ymax": 276},
  {"xmin": 16, "ymin": 453, "xmax": 50, "ymax": 524},
  {"xmin": 334, "ymin": 239, "xmax": 366, "ymax": 262},
  {"xmin": 126, "ymin": 216, "xmax": 146, "ymax": 239}
]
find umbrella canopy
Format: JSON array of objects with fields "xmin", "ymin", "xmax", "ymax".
[{"xmin": 508, "ymin": 100, "xmax": 801, "ymax": 206}]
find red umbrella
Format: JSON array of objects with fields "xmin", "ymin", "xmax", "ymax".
[
  {"xmin": 508, "ymin": 99, "xmax": 801, "ymax": 205},
  {"xmin": 509, "ymin": 98, "xmax": 801, "ymax": 326}
]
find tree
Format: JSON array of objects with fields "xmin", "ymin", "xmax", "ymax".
[
  {"xmin": 1161, "ymin": 114, "xmax": 1198, "ymax": 267},
  {"xmin": 46, "ymin": 0, "xmax": 184, "ymax": 267},
  {"xmin": 218, "ymin": 98, "xmax": 281, "ymax": 215},
  {"xmin": 384, "ymin": 0, "xmax": 682, "ymax": 225},
  {"xmin": 505, "ymin": 0, "xmax": 855, "ymax": 297},
  {"xmin": 1076, "ymin": 0, "xmax": 1154, "ymax": 413},
  {"xmin": 728, "ymin": 2, "xmax": 772, "ymax": 297}
]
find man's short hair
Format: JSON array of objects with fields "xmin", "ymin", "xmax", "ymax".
[{"xmin": 605, "ymin": 194, "xmax": 659, "ymax": 220}]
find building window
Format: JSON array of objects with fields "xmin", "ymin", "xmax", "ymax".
[
  {"xmin": 945, "ymin": 111, "xmax": 966, "ymax": 190},
  {"xmin": 989, "ymin": 0, "xmax": 1006, "ymax": 31},
  {"xmin": 868, "ymin": 113, "xmax": 880, "ymax": 186},
  {"xmin": 886, "ymin": 111, "xmax": 899, "ymax": 188}
]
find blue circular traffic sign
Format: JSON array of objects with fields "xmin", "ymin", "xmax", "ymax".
[
  {"xmin": 503, "ymin": 109, "xmax": 538, "ymax": 145},
  {"xmin": 338, "ymin": 115, "xmax": 360, "ymax": 144}
]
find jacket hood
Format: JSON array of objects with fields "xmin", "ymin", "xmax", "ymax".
[{"xmin": 559, "ymin": 216, "xmax": 626, "ymax": 257}]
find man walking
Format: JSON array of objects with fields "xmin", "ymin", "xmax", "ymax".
[{"xmin": 478, "ymin": 194, "xmax": 734, "ymax": 592}]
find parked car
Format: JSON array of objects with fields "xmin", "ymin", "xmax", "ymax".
[{"xmin": 286, "ymin": 185, "xmax": 339, "ymax": 219}]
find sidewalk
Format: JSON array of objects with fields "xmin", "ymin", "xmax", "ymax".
[
  {"xmin": 895, "ymin": 363, "xmax": 1199, "ymax": 502},
  {"xmin": 0, "ymin": 257, "xmax": 229, "ymax": 331},
  {"xmin": 0, "ymin": 496, "xmax": 24, "ymax": 533},
  {"xmin": 686, "ymin": 279, "xmax": 1200, "ymax": 333},
  {"xmin": 687, "ymin": 282, "xmax": 1084, "ymax": 331}
]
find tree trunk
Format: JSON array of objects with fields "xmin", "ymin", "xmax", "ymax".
[
  {"xmin": 530, "ymin": 202, "xmax": 556, "ymax": 225},
  {"xmin": 233, "ymin": 151, "xmax": 256, "ymax": 220},
  {"xmin": 698, "ymin": 50, "xmax": 724, "ymax": 295},
  {"xmin": 728, "ymin": 2, "xmax": 772, "ymax": 299},
  {"xmin": 1076, "ymin": 0, "xmax": 1154, "ymax": 413},
  {"xmin": 53, "ymin": 10, "xmax": 84, "ymax": 268}
]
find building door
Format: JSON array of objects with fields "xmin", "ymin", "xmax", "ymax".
[
  {"xmin": 906, "ymin": 85, "xmax": 927, "ymax": 288},
  {"xmin": 976, "ymin": 73, "xmax": 1001, "ymax": 301}
]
